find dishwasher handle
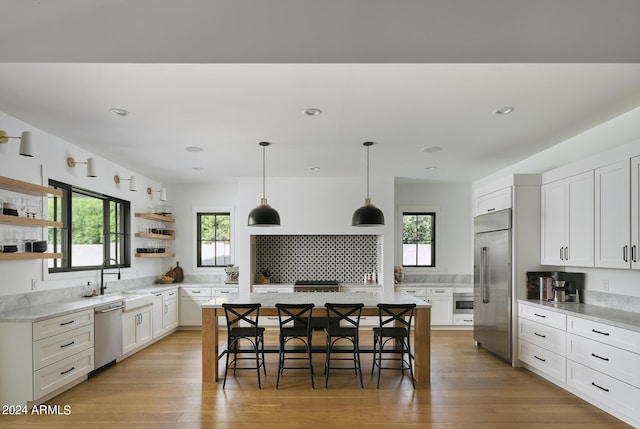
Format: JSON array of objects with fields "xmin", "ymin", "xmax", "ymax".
[{"xmin": 97, "ymin": 305, "xmax": 124, "ymax": 314}]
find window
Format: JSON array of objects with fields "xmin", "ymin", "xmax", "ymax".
[
  {"xmin": 402, "ymin": 212, "xmax": 435, "ymax": 267},
  {"xmin": 48, "ymin": 180, "xmax": 130, "ymax": 272},
  {"xmin": 197, "ymin": 212, "xmax": 231, "ymax": 267}
]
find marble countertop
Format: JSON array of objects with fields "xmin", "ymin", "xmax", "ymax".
[
  {"xmin": 0, "ymin": 294, "xmax": 127, "ymax": 323},
  {"xmin": 519, "ymin": 299, "xmax": 640, "ymax": 333},
  {"xmin": 202, "ymin": 291, "xmax": 431, "ymax": 308}
]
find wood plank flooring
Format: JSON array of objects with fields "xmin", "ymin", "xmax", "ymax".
[{"xmin": 0, "ymin": 330, "xmax": 631, "ymax": 428}]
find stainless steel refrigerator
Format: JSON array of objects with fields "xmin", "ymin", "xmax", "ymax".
[{"xmin": 473, "ymin": 209, "xmax": 512, "ymax": 362}]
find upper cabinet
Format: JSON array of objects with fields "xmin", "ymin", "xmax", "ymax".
[
  {"xmin": 595, "ymin": 160, "xmax": 631, "ymax": 269},
  {"xmin": 631, "ymin": 157, "xmax": 640, "ymax": 270},
  {"xmin": 541, "ymin": 171, "xmax": 594, "ymax": 267},
  {"xmin": 474, "ymin": 187, "xmax": 512, "ymax": 216}
]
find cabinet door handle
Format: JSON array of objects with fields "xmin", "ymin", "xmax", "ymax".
[
  {"xmin": 591, "ymin": 382, "xmax": 610, "ymax": 392},
  {"xmin": 60, "ymin": 366, "xmax": 75, "ymax": 375},
  {"xmin": 534, "ymin": 313, "xmax": 546, "ymax": 318},
  {"xmin": 633, "ymin": 245, "xmax": 637, "ymax": 263},
  {"xmin": 60, "ymin": 320, "xmax": 75, "ymax": 326},
  {"xmin": 534, "ymin": 332, "xmax": 546, "ymax": 338},
  {"xmin": 60, "ymin": 341, "xmax": 75, "ymax": 348},
  {"xmin": 592, "ymin": 329, "xmax": 610, "ymax": 336},
  {"xmin": 560, "ymin": 247, "xmax": 564, "ymax": 261},
  {"xmin": 192, "ymin": 290, "xmax": 202, "ymax": 294},
  {"xmin": 534, "ymin": 355, "xmax": 546, "ymax": 362},
  {"xmin": 591, "ymin": 353, "xmax": 610, "ymax": 362},
  {"xmin": 564, "ymin": 247, "xmax": 569, "ymax": 261},
  {"xmin": 623, "ymin": 245, "xmax": 628, "ymax": 263}
]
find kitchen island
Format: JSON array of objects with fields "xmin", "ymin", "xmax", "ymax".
[{"xmin": 201, "ymin": 291, "xmax": 432, "ymax": 385}]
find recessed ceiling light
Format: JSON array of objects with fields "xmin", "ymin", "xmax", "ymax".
[
  {"xmin": 192, "ymin": 167, "xmax": 204, "ymax": 170},
  {"xmin": 185, "ymin": 146, "xmax": 204, "ymax": 152},
  {"xmin": 110, "ymin": 108, "xmax": 129, "ymax": 117},
  {"xmin": 304, "ymin": 108, "xmax": 322, "ymax": 116},
  {"xmin": 309, "ymin": 167, "xmax": 320, "ymax": 171},
  {"xmin": 425, "ymin": 166, "xmax": 437, "ymax": 170},
  {"xmin": 422, "ymin": 146, "xmax": 441, "ymax": 153},
  {"xmin": 494, "ymin": 106, "xmax": 515, "ymax": 115}
]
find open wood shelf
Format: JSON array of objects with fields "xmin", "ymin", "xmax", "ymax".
[
  {"xmin": 0, "ymin": 214, "xmax": 63, "ymax": 228},
  {"xmin": 135, "ymin": 232, "xmax": 175, "ymax": 240},
  {"xmin": 135, "ymin": 213, "xmax": 175, "ymax": 223},
  {"xmin": 135, "ymin": 252, "xmax": 176, "ymax": 258},
  {"xmin": 0, "ymin": 176, "xmax": 62, "ymax": 197},
  {"xmin": 0, "ymin": 252, "xmax": 63, "ymax": 260}
]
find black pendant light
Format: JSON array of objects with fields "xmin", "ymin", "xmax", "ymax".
[
  {"xmin": 352, "ymin": 141, "xmax": 385, "ymax": 226},
  {"xmin": 248, "ymin": 141, "xmax": 281, "ymax": 226}
]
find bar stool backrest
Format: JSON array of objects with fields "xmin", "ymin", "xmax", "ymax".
[
  {"xmin": 222, "ymin": 303, "xmax": 261, "ymax": 330},
  {"xmin": 324, "ymin": 303, "xmax": 364, "ymax": 329},
  {"xmin": 377, "ymin": 303, "xmax": 416, "ymax": 330},
  {"xmin": 275, "ymin": 303, "xmax": 315, "ymax": 331}
]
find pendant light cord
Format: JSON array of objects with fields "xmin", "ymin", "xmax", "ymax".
[
  {"xmin": 262, "ymin": 143, "xmax": 266, "ymax": 199},
  {"xmin": 366, "ymin": 143, "xmax": 370, "ymax": 199}
]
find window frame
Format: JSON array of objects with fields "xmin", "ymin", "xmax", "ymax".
[
  {"xmin": 48, "ymin": 179, "xmax": 131, "ymax": 273},
  {"xmin": 397, "ymin": 205, "xmax": 438, "ymax": 269},
  {"xmin": 195, "ymin": 211, "xmax": 232, "ymax": 268}
]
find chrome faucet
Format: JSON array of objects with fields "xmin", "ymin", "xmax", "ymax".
[{"xmin": 100, "ymin": 258, "xmax": 121, "ymax": 295}]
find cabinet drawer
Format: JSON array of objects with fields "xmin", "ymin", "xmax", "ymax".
[
  {"xmin": 518, "ymin": 304, "xmax": 566, "ymax": 330},
  {"xmin": 253, "ymin": 287, "xmax": 293, "ymax": 293},
  {"xmin": 397, "ymin": 287, "xmax": 427, "ymax": 298},
  {"xmin": 567, "ymin": 333, "xmax": 640, "ymax": 388},
  {"xmin": 453, "ymin": 314, "xmax": 474, "ymax": 325},
  {"xmin": 33, "ymin": 348, "xmax": 94, "ymax": 400},
  {"xmin": 33, "ymin": 309, "xmax": 93, "ymax": 341},
  {"xmin": 427, "ymin": 288, "xmax": 453, "ymax": 297},
  {"xmin": 213, "ymin": 287, "xmax": 238, "ymax": 296},
  {"xmin": 519, "ymin": 339, "xmax": 566, "ymax": 383},
  {"xmin": 567, "ymin": 360, "xmax": 639, "ymax": 420},
  {"xmin": 519, "ymin": 318, "xmax": 566, "ymax": 356},
  {"xmin": 33, "ymin": 324, "xmax": 94, "ymax": 371},
  {"xmin": 567, "ymin": 315, "xmax": 640, "ymax": 354},
  {"xmin": 181, "ymin": 288, "xmax": 212, "ymax": 298}
]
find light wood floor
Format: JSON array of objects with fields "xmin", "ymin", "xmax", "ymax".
[{"xmin": 1, "ymin": 330, "xmax": 631, "ymax": 428}]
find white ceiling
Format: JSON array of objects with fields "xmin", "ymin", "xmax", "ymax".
[{"xmin": 1, "ymin": 1, "xmax": 640, "ymax": 185}]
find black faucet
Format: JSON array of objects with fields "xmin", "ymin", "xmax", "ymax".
[{"xmin": 100, "ymin": 258, "xmax": 121, "ymax": 295}]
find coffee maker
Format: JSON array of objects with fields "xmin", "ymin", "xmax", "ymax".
[
  {"xmin": 551, "ymin": 271, "xmax": 584, "ymax": 303},
  {"xmin": 526, "ymin": 271, "xmax": 585, "ymax": 302}
]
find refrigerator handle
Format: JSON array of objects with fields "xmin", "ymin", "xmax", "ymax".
[{"xmin": 481, "ymin": 246, "xmax": 489, "ymax": 303}]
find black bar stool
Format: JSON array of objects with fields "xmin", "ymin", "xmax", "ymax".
[
  {"xmin": 221, "ymin": 303, "xmax": 266, "ymax": 389},
  {"xmin": 275, "ymin": 303, "xmax": 315, "ymax": 389},
  {"xmin": 371, "ymin": 303, "xmax": 416, "ymax": 389},
  {"xmin": 324, "ymin": 302, "xmax": 364, "ymax": 389}
]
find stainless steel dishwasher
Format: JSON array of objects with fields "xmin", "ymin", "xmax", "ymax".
[{"xmin": 94, "ymin": 301, "xmax": 124, "ymax": 371}]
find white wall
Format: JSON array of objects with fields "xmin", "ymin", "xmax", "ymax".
[
  {"xmin": 1, "ymin": 112, "xmax": 165, "ymax": 297},
  {"xmin": 394, "ymin": 182, "xmax": 472, "ymax": 275}
]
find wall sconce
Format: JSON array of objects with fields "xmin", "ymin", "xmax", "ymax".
[
  {"xmin": 114, "ymin": 175, "xmax": 137, "ymax": 191},
  {"xmin": 67, "ymin": 157, "xmax": 97, "ymax": 177},
  {"xmin": 147, "ymin": 187, "xmax": 167, "ymax": 201},
  {"xmin": 0, "ymin": 130, "xmax": 33, "ymax": 157}
]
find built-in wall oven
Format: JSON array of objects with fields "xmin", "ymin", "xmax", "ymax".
[{"xmin": 453, "ymin": 292, "xmax": 473, "ymax": 314}]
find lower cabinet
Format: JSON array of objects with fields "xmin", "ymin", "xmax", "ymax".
[
  {"xmin": 122, "ymin": 304, "xmax": 153, "ymax": 355},
  {"xmin": 152, "ymin": 288, "xmax": 178, "ymax": 338},
  {"xmin": 518, "ymin": 302, "xmax": 640, "ymax": 427},
  {"xmin": 0, "ymin": 309, "xmax": 95, "ymax": 406},
  {"xmin": 427, "ymin": 288, "xmax": 453, "ymax": 326}
]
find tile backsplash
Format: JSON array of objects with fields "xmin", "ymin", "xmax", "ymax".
[{"xmin": 254, "ymin": 235, "xmax": 378, "ymax": 284}]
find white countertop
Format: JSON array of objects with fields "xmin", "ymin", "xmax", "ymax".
[
  {"xmin": 520, "ymin": 299, "xmax": 640, "ymax": 333},
  {"xmin": 202, "ymin": 291, "xmax": 430, "ymax": 308},
  {"xmin": 0, "ymin": 294, "xmax": 127, "ymax": 322}
]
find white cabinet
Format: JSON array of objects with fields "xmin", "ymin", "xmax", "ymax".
[
  {"xmin": 252, "ymin": 285, "xmax": 294, "ymax": 293},
  {"xmin": 518, "ymin": 303, "xmax": 567, "ymax": 383},
  {"xmin": 122, "ymin": 304, "xmax": 153, "ymax": 355},
  {"xmin": 426, "ymin": 287, "xmax": 453, "ymax": 326},
  {"xmin": 595, "ymin": 160, "xmax": 631, "ymax": 268},
  {"xmin": 0, "ymin": 309, "xmax": 94, "ymax": 406},
  {"xmin": 475, "ymin": 187, "xmax": 512, "ymax": 216},
  {"xmin": 541, "ymin": 170, "xmax": 594, "ymax": 267},
  {"xmin": 179, "ymin": 286, "xmax": 238, "ymax": 326},
  {"xmin": 631, "ymin": 156, "xmax": 640, "ymax": 269},
  {"xmin": 152, "ymin": 288, "xmax": 178, "ymax": 338}
]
